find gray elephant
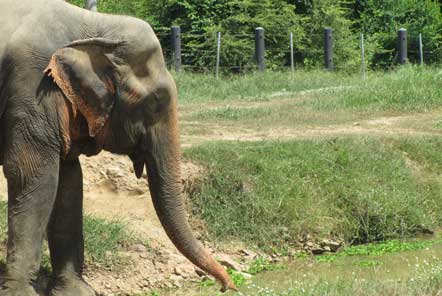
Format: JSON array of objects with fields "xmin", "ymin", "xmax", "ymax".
[{"xmin": 0, "ymin": 0, "xmax": 236, "ymax": 295}]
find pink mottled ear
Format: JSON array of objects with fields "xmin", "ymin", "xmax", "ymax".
[{"xmin": 45, "ymin": 38, "xmax": 122, "ymax": 137}]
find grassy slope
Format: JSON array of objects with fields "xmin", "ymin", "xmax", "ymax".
[
  {"xmin": 181, "ymin": 66, "xmax": 442, "ymax": 250},
  {"xmin": 184, "ymin": 137, "xmax": 442, "ymax": 249}
]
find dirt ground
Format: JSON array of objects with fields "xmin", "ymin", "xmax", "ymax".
[
  {"xmin": 0, "ymin": 151, "xmax": 251, "ymax": 295},
  {"xmin": 0, "ymin": 94, "xmax": 441, "ymax": 294}
]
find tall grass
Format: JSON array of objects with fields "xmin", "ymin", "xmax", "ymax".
[
  {"xmin": 175, "ymin": 66, "xmax": 442, "ymax": 111},
  {"xmin": 184, "ymin": 136, "xmax": 442, "ymax": 249},
  {"xmin": 174, "ymin": 70, "xmax": 358, "ymax": 104},
  {"xmin": 308, "ymin": 66, "xmax": 442, "ymax": 112}
]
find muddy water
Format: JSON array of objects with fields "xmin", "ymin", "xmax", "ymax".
[{"xmin": 163, "ymin": 240, "xmax": 442, "ymax": 296}]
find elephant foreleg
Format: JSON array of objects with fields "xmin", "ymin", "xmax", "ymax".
[
  {"xmin": 47, "ymin": 158, "xmax": 95, "ymax": 296},
  {"xmin": 1, "ymin": 144, "xmax": 60, "ymax": 296}
]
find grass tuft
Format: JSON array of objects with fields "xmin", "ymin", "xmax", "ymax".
[{"xmin": 83, "ymin": 216, "xmax": 134, "ymax": 266}]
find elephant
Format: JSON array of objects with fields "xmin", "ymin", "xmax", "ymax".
[{"xmin": 0, "ymin": 0, "xmax": 236, "ymax": 295}]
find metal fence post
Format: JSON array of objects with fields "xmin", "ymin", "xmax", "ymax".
[
  {"xmin": 255, "ymin": 27, "xmax": 265, "ymax": 72},
  {"xmin": 397, "ymin": 28, "xmax": 408, "ymax": 65},
  {"xmin": 171, "ymin": 26, "xmax": 182, "ymax": 73},
  {"xmin": 84, "ymin": 0, "xmax": 97, "ymax": 11},
  {"xmin": 290, "ymin": 32, "xmax": 295, "ymax": 78},
  {"xmin": 418, "ymin": 33, "xmax": 423, "ymax": 66},
  {"xmin": 324, "ymin": 28, "xmax": 333, "ymax": 71},
  {"xmin": 360, "ymin": 33, "xmax": 366, "ymax": 80},
  {"xmin": 216, "ymin": 32, "xmax": 221, "ymax": 78}
]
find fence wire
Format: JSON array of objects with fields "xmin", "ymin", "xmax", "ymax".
[{"xmin": 157, "ymin": 29, "xmax": 440, "ymax": 74}]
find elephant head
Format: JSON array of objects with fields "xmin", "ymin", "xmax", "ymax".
[{"xmin": 44, "ymin": 19, "xmax": 236, "ymax": 292}]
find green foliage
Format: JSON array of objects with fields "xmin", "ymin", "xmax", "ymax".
[
  {"xmin": 247, "ymin": 257, "xmax": 284, "ymax": 275},
  {"xmin": 355, "ymin": 0, "xmax": 442, "ymax": 68},
  {"xmin": 67, "ymin": 0, "xmax": 442, "ymax": 71},
  {"xmin": 68, "ymin": 0, "xmax": 155, "ymax": 23},
  {"xmin": 228, "ymin": 269, "xmax": 247, "ymax": 287},
  {"xmin": 83, "ymin": 216, "xmax": 134, "ymax": 266},
  {"xmin": 302, "ymin": 0, "xmax": 360, "ymax": 70},
  {"xmin": 316, "ymin": 239, "xmax": 442, "ymax": 263},
  {"xmin": 184, "ymin": 136, "xmax": 442, "ymax": 249},
  {"xmin": 147, "ymin": 0, "xmax": 305, "ymax": 72}
]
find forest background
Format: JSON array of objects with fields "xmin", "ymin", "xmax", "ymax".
[{"xmin": 68, "ymin": 0, "xmax": 442, "ymax": 72}]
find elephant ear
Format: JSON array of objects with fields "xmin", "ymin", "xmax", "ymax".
[{"xmin": 45, "ymin": 38, "xmax": 123, "ymax": 137}]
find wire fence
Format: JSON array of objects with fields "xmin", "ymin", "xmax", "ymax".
[{"xmin": 153, "ymin": 27, "xmax": 442, "ymax": 77}]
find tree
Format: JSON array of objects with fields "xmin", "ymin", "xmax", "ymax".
[{"xmin": 355, "ymin": 0, "xmax": 442, "ymax": 68}]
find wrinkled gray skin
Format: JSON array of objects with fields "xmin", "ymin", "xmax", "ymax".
[{"xmin": 0, "ymin": 0, "xmax": 235, "ymax": 295}]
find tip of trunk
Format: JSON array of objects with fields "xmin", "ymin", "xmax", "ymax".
[
  {"xmin": 203, "ymin": 256, "xmax": 238, "ymax": 292},
  {"xmin": 220, "ymin": 278, "xmax": 238, "ymax": 293}
]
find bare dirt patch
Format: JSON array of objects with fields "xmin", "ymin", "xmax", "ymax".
[{"xmin": 180, "ymin": 112, "xmax": 442, "ymax": 147}]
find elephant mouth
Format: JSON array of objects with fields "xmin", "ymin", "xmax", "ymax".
[
  {"xmin": 129, "ymin": 151, "xmax": 145, "ymax": 179},
  {"xmin": 133, "ymin": 158, "xmax": 144, "ymax": 178}
]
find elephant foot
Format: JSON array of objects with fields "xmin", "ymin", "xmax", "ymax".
[
  {"xmin": 50, "ymin": 277, "xmax": 96, "ymax": 296},
  {"xmin": 0, "ymin": 282, "xmax": 38, "ymax": 296}
]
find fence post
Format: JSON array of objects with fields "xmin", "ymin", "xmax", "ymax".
[
  {"xmin": 360, "ymin": 33, "xmax": 366, "ymax": 80},
  {"xmin": 255, "ymin": 27, "xmax": 265, "ymax": 72},
  {"xmin": 84, "ymin": 0, "xmax": 97, "ymax": 11},
  {"xmin": 324, "ymin": 28, "xmax": 333, "ymax": 71},
  {"xmin": 171, "ymin": 26, "xmax": 182, "ymax": 73},
  {"xmin": 216, "ymin": 32, "xmax": 221, "ymax": 78},
  {"xmin": 397, "ymin": 28, "xmax": 407, "ymax": 65},
  {"xmin": 290, "ymin": 32, "xmax": 295, "ymax": 78},
  {"xmin": 418, "ymin": 33, "xmax": 423, "ymax": 66}
]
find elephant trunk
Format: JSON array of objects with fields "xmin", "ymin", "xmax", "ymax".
[{"xmin": 143, "ymin": 109, "xmax": 236, "ymax": 292}]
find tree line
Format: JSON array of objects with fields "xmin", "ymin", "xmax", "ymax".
[{"xmin": 69, "ymin": 0, "xmax": 442, "ymax": 71}]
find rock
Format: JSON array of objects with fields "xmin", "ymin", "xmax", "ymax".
[
  {"xmin": 131, "ymin": 244, "xmax": 147, "ymax": 253},
  {"xmin": 240, "ymin": 272, "xmax": 253, "ymax": 279},
  {"xmin": 271, "ymin": 257, "xmax": 282, "ymax": 263},
  {"xmin": 240, "ymin": 249, "xmax": 257, "ymax": 259},
  {"xmin": 106, "ymin": 167, "xmax": 125, "ymax": 178},
  {"xmin": 139, "ymin": 253, "xmax": 149, "ymax": 259},
  {"xmin": 218, "ymin": 254, "xmax": 243, "ymax": 271},
  {"xmin": 174, "ymin": 264, "xmax": 195, "ymax": 278},
  {"xmin": 311, "ymin": 246, "xmax": 325, "ymax": 255},
  {"xmin": 169, "ymin": 274, "xmax": 183, "ymax": 287},
  {"xmin": 195, "ymin": 268, "xmax": 206, "ymax": 277},
  {"xmin": 321, "ymin": 239, "xmax": 341, "ymax": 252}
]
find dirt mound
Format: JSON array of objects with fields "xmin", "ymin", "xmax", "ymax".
[
  {"xmin": 0, "ymin": 152, "xmax": 225, "ymax": 295},
  {"xmin": 80, "ymin": 152, "xmax": 209, "ymax": 294}
]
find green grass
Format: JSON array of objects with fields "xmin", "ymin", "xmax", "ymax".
[
  {"xmin": 247, "ymin": 257, "xmax": 285, "ymax": 275},
  {"xmin": 179, "ymin": 67, "xmax": 442, "ymax": 134},
  {"xmin": 83, "ymin": 216, "xmax": 135, "ymax": 266},
  {"xmin": 240, "ymin": 265, "xmax": 442, "ymax": 296},
  {"xmin": 308, "ymin": 66, "xmax": 442, "ymax": 112},
  {"xmin": 175, "ymin": 67, "xmax": 442, "ymax": 112},
  {"xmin": 316, "ymin": 238, "xmax": 442, "ymax": 263},
  {"xmin": 184, "ymin": 136, "xmax": 442, "ymax": 250},
  {"xmin": 193, "ymin": 106, "xmax": 272, "ymax": 121},
  {"xmin": 175, "ymin": 70, "xmax": 358, "ymax": 104},
  {"xmin": 0, "ymin": 202, "xmax": 134, "ymax": 269}
]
